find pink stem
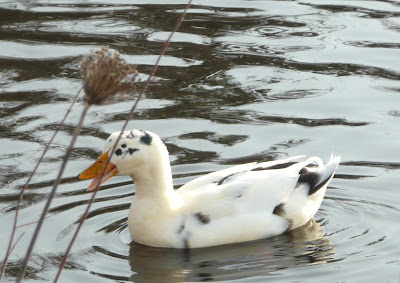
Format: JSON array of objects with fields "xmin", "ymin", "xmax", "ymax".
[{"xmin": 53, "ymin": 1, "xmax": 193, "ymax": 282}]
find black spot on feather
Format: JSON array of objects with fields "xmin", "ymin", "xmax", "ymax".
[
  {"xmin": 177, "ymin": 216, "xmax": 186, "ymax": 234},
  {"xmin": 128, "ymin": 148, "xmax": 139, "ymax": 155},
  {"xmin": 115, "ymin": 148, "xmax": 122, "ymax": 156},
  {"xmin": 233, "ymin": 187, "xmax": 247, "ymax": 198},
  {"xmin": 121, "ymin": 143, "xmax": 127, "ymax": 148},
  {"xmin": 251, "ymin": 167, "xmax": 265, "ymax": 172},
  {"xmin": 297, "ymin": 169, "xmax": 334, "ymax": 196},
  {"xmin": 177, "ymin": 223, "xmax": 185, "ymax": 234},
  {"xmin": 309, "ymin": 173, "xmax": 333, "ymax": 195},
  {"xmin": 217, "ymin": 173, "xmax": 237, "ymax": 185},
  {"xmin": 298, "ymin": 171, "xmax": 320, "ymax": 188},
  {"xmin": 251, "ymin": 161, "xmax": 297, "ymax": 171},
  {"xmin": 273, "ymin": 203, "xmax": 285, "ymax": 216},
  {"xmin": 297, "ymin": 171, "xmax": 320, "ymax": 194},
  {"xmin": 140, "ymin": 132, "xmax": 152, "ymax": 145},
  {"xmin": 273, "ymin": 203, "xmax": 292, "ymax": 232},
  {"xmin": 194, "ymin": 212, "xmax": 210, "ymax": 224},
  {"xmin": 183, "ymin": 236, "xmax": 190, "ymax": 249},
  {"xmin": 182, "ymin": 230, "xmax": 192, "ymax": 249},
  {"xmin": 299, "ymin": 167, "xmax": 308, "ymax": 175}
]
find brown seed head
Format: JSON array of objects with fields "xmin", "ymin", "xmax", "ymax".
[{"xmin": 80, "ymin": 47, "xmax": 139, "ymax": 105}]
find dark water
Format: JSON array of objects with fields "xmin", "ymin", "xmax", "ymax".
[{"xmin": 1, "ymin": 0, "xmax": 400, "ymax": 282}]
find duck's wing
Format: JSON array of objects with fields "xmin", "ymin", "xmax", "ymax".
[
  {"xmin": 178, "ymin": 155, "xmax": 310, "ymax": 213},
  {"xmin": 178, "ymin": 155, "xmax": 306, "ymax": 193},
  {"xmin": 175, "ymin": 155, "xmax": 340, "ymax": 247}
]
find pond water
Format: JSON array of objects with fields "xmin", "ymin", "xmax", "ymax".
[{"xmin": 1, "ymin": 0, "xmax": 400, "ymax": 282}]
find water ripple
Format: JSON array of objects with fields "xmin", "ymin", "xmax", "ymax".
[{"xmin": 1, "ymin": 0, "xmax": 400, "ymax": 282}]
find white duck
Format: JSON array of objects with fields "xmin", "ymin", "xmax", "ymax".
[{"xmin": 79, "ymin": 129, "xmax": 340, "ymax": 249}]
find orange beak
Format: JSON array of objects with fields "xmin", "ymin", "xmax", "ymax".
[{"xmin": 78, "ymin": 152, "xmax": 119, "ymax": 191}]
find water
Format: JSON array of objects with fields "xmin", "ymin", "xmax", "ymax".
[{"xmin": 1, "ymin": 0, "xmax": 399, "ymax": 282}]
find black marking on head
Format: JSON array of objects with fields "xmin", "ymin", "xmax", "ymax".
[
  {"xmin": 273, "ymin": 203, "xmax": 285, "ymax": 216},
  {"xmin": 128, "ymin": 148, "xmax": 139, "ymax": 155},
  {"xmin": 140, "ymin": 132, "xmax": 152, "ymax": 145},
  {"xmin": 251, "ymin": 161, "xmax": 297, "ymax": 172},
  {"xmin": 121, "ymin": 143, "xmax": 127, "ymax": 148},
  {"xmin": 194, "ymin": 212, "xmax": 210, "ymax": 224},
  {"xmin": 115, "ymin": 148, "xmax": 122, "ymax": 156},
  {"xmin": 126, "ymin": 131, "xmax": 136, "ymax": 139}
]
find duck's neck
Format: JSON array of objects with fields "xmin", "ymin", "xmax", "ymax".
[{"xmin": 130, "ymin": 146, "xmax": 180, "ymax": 208}]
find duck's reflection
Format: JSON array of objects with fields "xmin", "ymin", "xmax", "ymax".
[{"xmin": 128, "ymin": 219, "xmax": 334, "ymax": 282}]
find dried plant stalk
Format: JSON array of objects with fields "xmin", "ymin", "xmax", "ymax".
[
  {"xmin": 0, "ymin": 87, "xmax": 81, "ymax": 283},
  {"xmin": 16, "ymin": 103, "xmax": 90, "ymax": 283},
  {"xmin": 16, "ymin": 48, "xmax": 139, "ymax": 283},
  {"xmin": 81, "ymin": 47, "xmax": 139, "ymax": 105},
  {"xmin": 54, "ymin": 1, "xmax": 193, "ymax": 282}
]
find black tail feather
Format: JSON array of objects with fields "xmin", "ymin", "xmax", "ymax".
[{"xmin": 297, "ymin": 169, "xmax": 334, "ymax": 196}]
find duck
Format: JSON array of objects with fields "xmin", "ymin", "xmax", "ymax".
[{"xmin": 78, "ymin": 129, "xmax": 340, "ymax": 249}]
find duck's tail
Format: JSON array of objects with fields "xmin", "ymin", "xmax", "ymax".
[
  {"xmin": 275, "ymin": 154, "xmax": 340, "ymax": 230},
  {"xmin": 300, "ymin": 154, "xmax": 341, "ymax": 196}
]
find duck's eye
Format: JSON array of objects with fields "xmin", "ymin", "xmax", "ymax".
[{"xmin": 122, "ymin": 143, "xmax": 127, "ymax": 148}]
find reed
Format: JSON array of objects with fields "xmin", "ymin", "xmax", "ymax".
[
  {"xmin": 54, "ymin": 1, "xmax": 192, "ymax": 282},
  {"xmin": 5, "ymin": 0, "xmax": 191, "ymax": 280},
  {"xmin": 0, "ymin": 88, "xmax": 81, "ymax": 282},
  {"xmin": 15, "ymin": 47, "xmax": 139, "ymax": 282}
]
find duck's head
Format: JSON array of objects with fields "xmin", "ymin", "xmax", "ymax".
[{"xmin": 79, "ymin": 129, "xmax": 166, "ymax": 191}]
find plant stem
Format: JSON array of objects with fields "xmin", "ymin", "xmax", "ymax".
[
  {"xmin": 16, "ymin": 102, "xmax": 90, "ymax": 283},
  {"xmin": 53, "ymin": 1, "xmax": 193, "ymax": 281},
  {"xmin": 0, "ymin": 88, "xmax": 82, "ymax": 283}
]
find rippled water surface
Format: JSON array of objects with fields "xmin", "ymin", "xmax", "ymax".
[{"xmin": 1, "ymin": 0, "xmax": 400, "ymax": 282}]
